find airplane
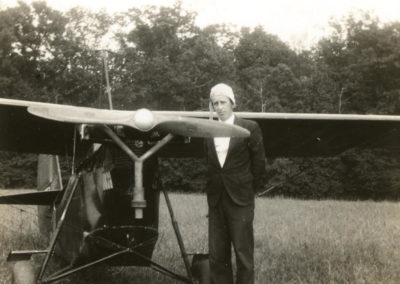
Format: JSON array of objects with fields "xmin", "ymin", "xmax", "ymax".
[{"xmin": 0, "ymin": 97, "xmax": 400, "ymax": 284}]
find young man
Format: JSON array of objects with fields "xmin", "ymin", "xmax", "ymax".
[{"xmin": 204, "ymin": 83, "xmax": 265, "ymax": 284}]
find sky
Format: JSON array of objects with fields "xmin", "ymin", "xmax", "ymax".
[{"xmin": 1, "ymin": 0, "xmax": 400, "ymax": 49}]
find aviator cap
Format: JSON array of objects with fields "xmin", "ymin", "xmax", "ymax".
[{"xmin": 210, "ymin": 83, "xmax": 235, "ymax": 105}]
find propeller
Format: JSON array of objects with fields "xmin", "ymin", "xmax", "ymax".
[{"xmin": 28, "ymin": 105, "xmax": 250, "ymax": 138}]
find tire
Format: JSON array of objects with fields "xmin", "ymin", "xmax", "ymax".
[
  {"xmin": 191, "ymin": 254, "xmax": 210, "ymax": 284},
  {"xmin": 12, "ymin": 261, "xmax": 35, "ymax": 284}
]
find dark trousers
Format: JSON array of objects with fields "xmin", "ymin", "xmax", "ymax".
[{"xmin": 208, "ymin": 190, "xmax": 255, "ymax": 284}]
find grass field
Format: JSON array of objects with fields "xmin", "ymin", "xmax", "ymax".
[{"xmin": 0, "ymin": 191, "xmax": 400, "ymax": 283}]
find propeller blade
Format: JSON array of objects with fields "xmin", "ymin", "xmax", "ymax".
[
  {"xmin": 28, "ymin": 105, "xmax": 250, "ymax": 138},
  {"xmin": 154, "ymin": 115, "xmax": 250, "ymax": 138},
  {"xmin": 28, "ymin": 106, "xmax": 160, "ymax": 132},
  {"xmin": 28, "ymin": 105, "xmax": 133, "ymax": 126}
]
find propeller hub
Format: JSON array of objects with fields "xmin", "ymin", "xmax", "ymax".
[{"xmin": 134, "ymin": 108, "xmax": 155, "ymax": 131}]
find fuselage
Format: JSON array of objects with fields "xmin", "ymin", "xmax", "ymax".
[{"xmin": 49, "ymin": 142, "xmax": 161, "ymax": 266}]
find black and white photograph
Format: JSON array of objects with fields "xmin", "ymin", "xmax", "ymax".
[{"xmin": 0, "ymin": 0, "xmax": 399, "ymax": 283}]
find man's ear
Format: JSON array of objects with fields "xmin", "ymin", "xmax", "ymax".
[{"xmin": 229, "ymin": 98, "xmax": 236, "ymax": 109}]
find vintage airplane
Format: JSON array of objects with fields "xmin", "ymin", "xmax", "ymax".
[{"xmin": 0, "ymin": 97, "xmax": 400, "ymax": 284}]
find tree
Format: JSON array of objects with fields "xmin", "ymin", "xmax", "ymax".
[
  {"xmin": 0, "ymin": 1, "xmax": 113, "ymax": 106},
  {"xmin": 234, "ymin": 26, "xmax": 304, "ymax": 112},
  {"xmin": 113, "ymin": 4, "xmax": 236, "ymax": 111},
  {"xmin": 0, "ymin": 1, "xmax": 46, "ymax": 100},
  {"xmin": 316, "ymin": 12, "xmax": 400, "ymax": 114}
]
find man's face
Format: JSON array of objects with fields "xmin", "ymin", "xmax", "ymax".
[{"xmin": 211, "ymin": 95, "xmax": 234, "ymax": 121}]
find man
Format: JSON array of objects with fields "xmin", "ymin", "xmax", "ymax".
[{"xmin": 204, "ymin": 83, "xmax": 266, "ymax": 284}]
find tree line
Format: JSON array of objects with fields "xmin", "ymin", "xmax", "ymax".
[{"xmin": 1, "ymin": 1, "xmax": 400, "ymax": 199}]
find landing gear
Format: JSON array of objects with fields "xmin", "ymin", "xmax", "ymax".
[{"xmin": 12, "ymin": 261, "xmax": 35, "ymax": 284}]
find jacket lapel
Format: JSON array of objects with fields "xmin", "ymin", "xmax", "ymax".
[
  {"xmin": 224, "ymin": 116, "xmax": 240, "ymax": 167},
  {"xmin": 208, "ymin": 138, "xmax": 221, "ymax": 168}
]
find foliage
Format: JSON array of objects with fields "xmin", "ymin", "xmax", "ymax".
[
  {"xmin": 340, "ymin": 149, "xmax": 400, "ymax": 200},
  {"xmin": 316, "ymin": 12, "xmax": 400, "ymax": 114},
  {"xmin": 0, "ymin": 1, "xmax": 112, "ymax": 105},
  {"xmin": 234, "ymin": 26, "xmax": 302, "ymax": 112},
  {"xmin": 0, "ymin": 152, "xmax": 36, "ymax": 188},
  {"xmin": 263, "ymin": 157, "xmax": 343, "ymax": 199},
  {"xmin": 112, "ymin": 4, "xmax": 236, "ymax": 111},
  {"xmin": 159, "ymin": 158, "xmax": 207, "ymax": 192}
]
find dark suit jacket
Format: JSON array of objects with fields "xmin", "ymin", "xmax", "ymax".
[{"xmin": 205, "ymin": 116, "xmax": 265, "ymax": 207}]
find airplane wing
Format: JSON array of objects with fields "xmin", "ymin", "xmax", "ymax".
[
  {"xmin": 0, "ymin": 190, "xmax": 62, "ymax": 205},
  {"xmin": 158, "ymin": 111, "xmax": 400, "ymax": 158},
  {"xmin": 240, "ymin": 112, "xmax": 400, "ymax": 157},
  {"xmin": 1, "ymin": 98, "xmax": 400, "ymax": 157},
  {"xmin": 0, "ymin": 99, "xmax": 82, "ymax": 155}
]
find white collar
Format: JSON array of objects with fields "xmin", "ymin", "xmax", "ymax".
[{"xmin": 219, "ymin": 114, "xmax": 235, "ymax": 125}]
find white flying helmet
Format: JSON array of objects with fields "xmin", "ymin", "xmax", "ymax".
[{"xmin": 210, "ymin": 83, "xmax": 235, "ymax": 106}]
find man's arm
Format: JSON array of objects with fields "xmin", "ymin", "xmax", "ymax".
[{"xmin": 249, "ymin": 122, "xmax": 266, "ymax": 193}]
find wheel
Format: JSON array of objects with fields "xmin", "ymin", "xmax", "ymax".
[
  {"xmin": 191, "ymin": 254, "xmax": 210, "ymax": 284},
  {"xmin": 12, "ymin": 261, "xmax": 35, "ymax": 284}
]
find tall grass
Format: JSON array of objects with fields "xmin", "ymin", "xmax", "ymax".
[
  {"xmin": 0, "ymin": 191, "xmax": 399, "ymax": 283},
  {"xmin": 0, "ymin": 192, "xmax": 44, "ymax": 284},
  {"xmin": 253, "ymin": 198, "xmax": 400, "ymax": 283}
]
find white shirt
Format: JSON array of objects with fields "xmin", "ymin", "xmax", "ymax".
[{"xmin": 214, "ymin": 114, "xmax": 235, "ymax": 167}]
